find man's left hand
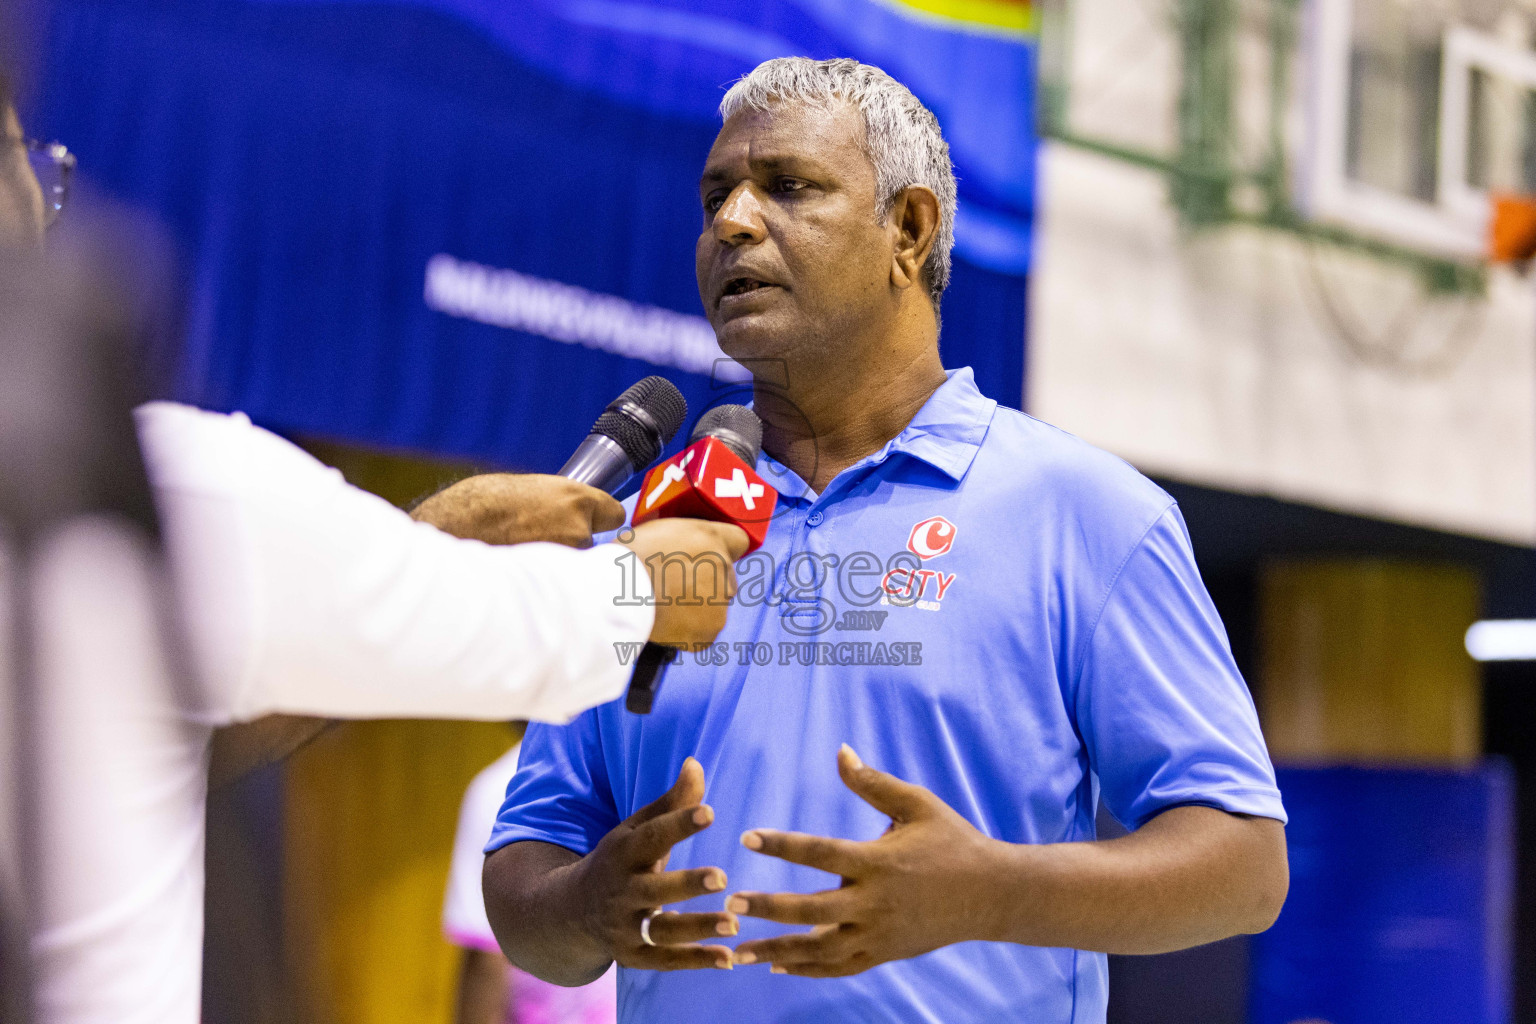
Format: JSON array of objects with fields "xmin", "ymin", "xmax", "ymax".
[{"xmin": 728, "ymin": 745, "xmax": 1003, "ymax": 977}]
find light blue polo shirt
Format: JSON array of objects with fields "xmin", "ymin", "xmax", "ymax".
[{"xmin": 489, "ymin": 368, "xmax": 1285, "ymax": 1024}]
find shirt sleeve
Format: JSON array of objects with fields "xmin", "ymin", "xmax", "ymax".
[
  {"xmin": 1076, "ymin": 504, "xmax": 1286, "ymax": 831},
  {"xmin": 486, "ymin": 712, "xmax": 620, "ymax": 857},
  {"xmin": 137, "ymin": 401, "xmax": 654, "ymax": 726}
]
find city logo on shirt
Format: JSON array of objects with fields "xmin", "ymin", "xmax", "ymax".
[
  {"xmin": 906, "ymin": 516, "xmax": 957, "ymax": 560},
  {"xmin": 878, "ymin": 516, "xmax": 959, "ymax": 612},
  {"xmin": 879, "ymin": 565, "xmax": 958, "ymax": 611}
]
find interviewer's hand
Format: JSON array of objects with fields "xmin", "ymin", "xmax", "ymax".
[
  {"xmin": 411, "ymin": 473, "xmax": 625, "ymax": 548},
  {"xmin": 620, "ymin": 519, "xmax": 749, "ymax": 646},
  {"xmin": 574, "ymin": 757, "xmax": 738, "ymax": 971}
]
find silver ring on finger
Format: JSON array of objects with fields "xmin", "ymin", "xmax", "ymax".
[{"xmin": 639, "ymin": 908, "xmax": 663, "ymax": 947}]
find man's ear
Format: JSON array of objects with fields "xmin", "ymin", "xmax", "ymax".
[{"xmin": 889, "ymin": 185, "xmax": 941, "ymax": 292}]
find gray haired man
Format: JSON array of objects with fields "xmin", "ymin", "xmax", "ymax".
[{"xmin": 484, "ymin": 57, "xmax": 1287, "ymax": 1024}]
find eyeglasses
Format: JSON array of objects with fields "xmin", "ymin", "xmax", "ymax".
[{"xmin": 26, "ymin": 140, "xmax": 75, "ymax": 230}]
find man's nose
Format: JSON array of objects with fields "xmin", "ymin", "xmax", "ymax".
[{"xmin": 713, "ymin": 185, "xmax": 767, "ymax": 246}]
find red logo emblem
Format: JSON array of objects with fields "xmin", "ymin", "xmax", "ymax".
[{"xmin": 906, "ymin": 516, "xmax": 956, "ymax": 560}]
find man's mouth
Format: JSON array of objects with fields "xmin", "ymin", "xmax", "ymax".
[{"xmin": 721, "ymin": 277, "xmax": 777, "ymax": 298}]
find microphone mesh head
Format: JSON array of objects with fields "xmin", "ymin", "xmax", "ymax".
[
  {"xmin": 690, "ymin": 404, "xmax": 763, "ymax": 465},
  {"xmin": 590, "ymin": 376, "xmax": 687, "ymax": 470}
]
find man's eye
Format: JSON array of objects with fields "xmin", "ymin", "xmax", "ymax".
[
  {"xmin": 704, "ymin": 193, "xmax": 727, "ymax": 213},
  {"xmin": 773, "ymin": 178, "xmax": 808, "ymax": 194}
]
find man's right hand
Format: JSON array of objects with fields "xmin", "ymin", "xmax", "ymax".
[
  {"xmin": 573, "ymin": 757, "xmax": 737, "ymax": 971},
  {"xmin": 411, "ymin": 473, "xmax": 626, "ymax": 548},
  {"xmin": 620, "ymin": 520, "xmax": 749, "ymax": 647}
]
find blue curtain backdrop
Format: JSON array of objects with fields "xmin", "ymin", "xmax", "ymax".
[
  {"xmin": 31, "ymin": 0, "xmax": 1036, "ymax": 470},
  {"xmin": 1251, "ymin": 765, "xmax": 1515, "ymax": 1024}
]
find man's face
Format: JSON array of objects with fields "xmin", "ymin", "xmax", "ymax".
[
  {"xmin": 696, "ymin": 100, "xmax": 896, "ymax": 364},
  {"xmin": 0, "ymin": 103, "xmax": 46, "ymax": 246}
]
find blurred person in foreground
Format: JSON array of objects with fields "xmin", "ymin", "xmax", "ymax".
[
  {"xmin": 445, "ymin": 728, "xmax": 616, "ymax": 1024},
  {"xmin": 485, "ymin": 57, "xmax": 1289, "ymax": 1023},
  {"xmin": 0, "ymin": 76, "xmax": 747, "ymax": 1024}
]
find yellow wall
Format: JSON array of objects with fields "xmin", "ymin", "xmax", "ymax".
[
  {"xmin": 284, "ymin": 720, "xmax": 513, "ymax": 1024},
  {"xmin": 280, "ymin": 439, "xmax": 517, "ymax": 1024},
  {"xmin": 1259, "ymin": 559, "xmax": 1481, "ymax": 765}
]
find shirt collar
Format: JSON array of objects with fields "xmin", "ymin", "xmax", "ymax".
[
  {"xmin": 883, "ymin": 367, "xmax": 998, "ymax": 481},
  {"xmin": 758, "ymin": 367, "xmax": 998, "ymax": 504}
]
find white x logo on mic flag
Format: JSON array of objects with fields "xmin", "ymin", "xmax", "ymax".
[{"xmin": 713, "ymin": 467, "xmax": 765, "ymax": 511}]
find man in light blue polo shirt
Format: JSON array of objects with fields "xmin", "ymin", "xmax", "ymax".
[{"xmin": 482, "ymin": 57, "xmax": 1288, "ymax": 1024}]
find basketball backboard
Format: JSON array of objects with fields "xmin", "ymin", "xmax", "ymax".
[{"xmin": 1301, "ymin": 0, "xmax": 1536, "ymax": 261}]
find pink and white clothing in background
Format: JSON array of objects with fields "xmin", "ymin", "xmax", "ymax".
[{"xmin": 445, "ymin": 743, "xmax": 616, "ymax": 1024}]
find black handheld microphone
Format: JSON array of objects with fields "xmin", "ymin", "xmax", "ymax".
[
  {"xmin": 558, "ymin": 376, "xmax": 688, "ymax": 493},
  {"xmin": 625, "ymin": 404, "xmax": 765, "ymax": 714}
]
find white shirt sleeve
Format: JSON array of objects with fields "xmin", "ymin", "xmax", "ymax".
[
  {"xmin": 134, "ymin": 401, "xmax": 654, "ymax": 726},
  {"xmin": 443, "ymin": 744, "xmax": 522, "ymax": 952}
]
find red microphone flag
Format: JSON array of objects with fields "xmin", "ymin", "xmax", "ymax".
[{"xmin": 631, "ymin": 436, "xmax": 776, "ymax": 553}]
